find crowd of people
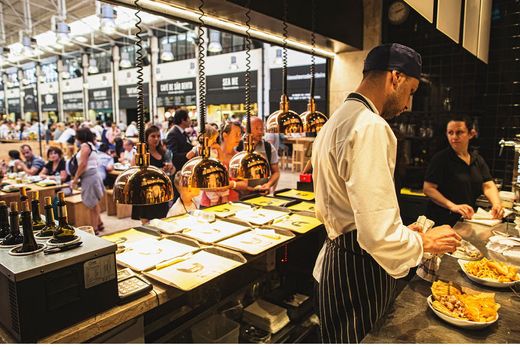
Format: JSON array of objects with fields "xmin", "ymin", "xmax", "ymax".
[{"xmin": 1, "ymin": 109, "xmax": 282, "ymax": 232}]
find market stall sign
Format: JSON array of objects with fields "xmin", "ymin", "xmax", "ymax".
[
  {"xmin": 23, "ymin": 87, "xmax": 38, "ymax": 113},
  {"xmin": 0, "ymin": 91, "xmax": 4, "ymax": 113},
  {"xmin": 206, "ymin": 71, "xmax": 257, "ymax": 105},
  {"xmin": 7, "ymin": 98, "xmax": 20, "ymax": 113},
  {"xmin": 269, "ymin": 64, "xmax": 327, "ymax": 114},
  {"xmin": 41, "ymin": 93, "xmax": 58, "ymax": 112},
  {"xmin": 62, "ymin": 91, "xmax": 84, "ymax": 111},
  {"xmin": 119, "ymin": 83, "xmax": 149, "ymax": 109},
  {"xmin": 88, "ymin": 87, "xmax": 113, "ymax": 110},
  {"xmin": 157, "ymin": 78, "xmax": 196, "ymax": 108}
]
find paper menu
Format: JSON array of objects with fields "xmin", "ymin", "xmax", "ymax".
[
  {"xmin": 271, "ymin": 214, "xmax": 322, "ymax": 234},
  {"xmin": 217, "ymin": 228, "xmax": 294, "ymax": 255},
  {"xmin": 203, "ymin": 202, "xmax": 252, "ymax": 218},
  {"xmin": 150, "ymin": 217, "xmax": 194, "ymax": 234},
  {"xmin": 144, "ymin": 250, "xmax": 244, "ymax": 291},
  {"xmin": 180, "ymin": 220, "xmax": 250, "ymax": 243},
  {"xmin": 234, "ymin": 208, "xmax": 289, "ymax": 225},
  {"xmin": 116, "ymin": 238, "xmax": 198, "ymax": 272},
  {"xmin": 276, "ymin": 189, "xmax": 315, "ymax": 201},
  {"xmin": 102, "ymin": 228, "xmax": 159, "ymax": 244},
  {"xmin": 288, "ymin": 201, "xmax": 316, "ymax": 212},
  {"xmin": 244, "ymin": 196, "xmax": 290, "ymax": 207}
]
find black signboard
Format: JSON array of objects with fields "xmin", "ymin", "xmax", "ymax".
[
  {"xmin": 206, "ymin": 71, "xmax": 258, "ymax": 105},
  {"xmin": 269, "ymin": 64, "xmax": 327, "ymax": 115},
  {"xmin": 23, "ymin": 86, "xmax": 38, "ymax": 113},
  {"xmin": 119, "ymin": 83, "xmax": 149, "ymax": 109},
  {"xmin": 41, "ymin": 93, "xmax": 58, "ymax": 112},
  {"xmin": 0, "ymin": 93, "xmax": 4, "ymax": 113},
  {"xmin": 88, "ymin": 87, "xmax": 113, "ymax": 110},
  {"xmin": 157, "ymin": 78, "xmax": 196, "ymax": 108},
  {"xmin": 63, "ymin": 91, "xmax": 84, "ymax": 111},
  {"xmin": 7, "ymin": 98, "xmax": 20, "ymax": 113}
]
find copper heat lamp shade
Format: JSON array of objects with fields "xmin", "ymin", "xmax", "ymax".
[
  {"xmin": 300, "ymin": 98, "xmax": 328, "ymax": 135},
  {"xmin": 229, "ymin": 135, "xmax": 271, "ymax": 181},
  {"xmin": 266, "ymin": 94, "xmax": 303, "ymax": 134}
]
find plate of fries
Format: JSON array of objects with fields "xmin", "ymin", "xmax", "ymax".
[
  {"xmin": 427, "ymin": 280, "xmax": 500, "ymax": 329},
  {"xmin": 458, "ymin": 258, "xmax": 520, "ymax": 288}
]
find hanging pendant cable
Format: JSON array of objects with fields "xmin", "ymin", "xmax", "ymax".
[
  {"xmin": 245, "ymin": 0, "xmax": 252, "ymax": 134},
  {"xmin": 134, "ymin": 0, "xmax": 145, "ymax": 144},
  {"xmin": 282, "ymin": 0, "xmax": 288, "ymax": 97},
  {"xmin": 310, "ymin": 0, "xmax": 316, "ymax": 100},
  {"xmin": 197, "ymin": 0, "xmax": 207, "ymax": 136}
]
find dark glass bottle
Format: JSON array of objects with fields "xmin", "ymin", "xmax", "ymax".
[
  {"xmin": 1, "ymin": 202, "xmax": 23, "ymax": 245},
  {"xmin": 54, "ymin": 192, "xmax": 76, "ymax": 242},
  {"xmin": 30, "ymin": 191, "xmax": 45, "ymax": 231},
  {"xmin": 20, "ymin": 200, "xmax": 38, "ymax": 252},
  {"xmin": 0, "ymin": 201, "xmax": 9, "ymax": 238},
  {"xmin": 40, "ymin": 196, "xmax": 57, "ymax": 237}
]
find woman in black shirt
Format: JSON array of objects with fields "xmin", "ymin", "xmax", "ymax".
[
  {"xmin": 423, "ymin": 115, "xmax": 503, "ymax": 226},
  {"xmin": 131, "ymin": 125, "xmax": 175, "ymax": 224},
  {"xmin": 39, "ymin": 146, "xmax": 70, "ymax": 183}
]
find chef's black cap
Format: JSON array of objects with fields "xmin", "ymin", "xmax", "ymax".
[{"xmin": 363, "ymin": 43, "xmax": 422, "ymax": 80}]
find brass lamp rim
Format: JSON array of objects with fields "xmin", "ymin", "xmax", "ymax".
[
  {"xmin": 229, "ymin": 150, "xmax": 271, "ymax": 181},
  {"xmin": 179, "ymin": 156, "xmax": 230, "ymax": 191}
]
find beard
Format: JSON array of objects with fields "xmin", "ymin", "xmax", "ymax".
[{"xmin": 381, "ymin": 91, "xmax": 402, "ymax": 119}]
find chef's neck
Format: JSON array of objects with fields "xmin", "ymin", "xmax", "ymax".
[{"xmin": 354, "ymin": 82, "xmax": 384, "ymax": 116}]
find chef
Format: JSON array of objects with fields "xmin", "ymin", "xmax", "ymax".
[{"xmin": 311, "ymin": 43, "xmax": 461, "ymax": 343}]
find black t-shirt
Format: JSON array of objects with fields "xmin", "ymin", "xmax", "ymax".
[
  {"xmin": 44, "ymin": 158, "xmax": 70, "ymax": 182},
  {"xmin": 424, "ymin": 147, "xmax": 493, "ymax": 226}
]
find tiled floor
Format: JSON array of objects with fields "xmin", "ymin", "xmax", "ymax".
[{"xmin": 98, "ymin": 168, "xmax": 301, "ymax": 236}]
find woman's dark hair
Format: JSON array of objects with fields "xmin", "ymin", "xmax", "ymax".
[
  {"xmin": 114, "ymin": 137, "xmax": 124, "ymax": 156},
  {"xmin": 145, "ymin": 125, "xmax": 165, "ymax": 155},
  {"xmin": 75, "ymin": 127, "xmax": 95, "ymax": 144},
  {"xmin": 173, "ymin": 109, "xmax": 189, "ymax": 125},
  {"xmin": 98, "ymin": 143, "xmax": 109, "ymax": 153},
  {"xmin": 47, "ymin": 146, "xmax": 63, "ymax": 158},
  {"xmin": 8, "ymin": 150, "xmax": 20, "ymax": 160},
  {"xmin": 447, "ymin": 114, "xmax": 474, "ymax": 131}
]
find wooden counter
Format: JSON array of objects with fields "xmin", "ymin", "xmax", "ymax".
[{"xmin": 363, "ymin": 222, "xmax": 520, "ymax": 343}]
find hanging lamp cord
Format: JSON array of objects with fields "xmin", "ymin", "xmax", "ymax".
[
  {"xmin": 198, "ymin": 0, "xmax": 207, "ymax": 136},
  {"xmin": 245, "ymin": 0, "xmax": 252, "ymax": 134},
  {"xmin": 282, "ymin": 0, "xmax": 288, "ymax": 96},
  {"xmin": 134, "ymin": 0, "xmax": 145, "ymax": 144},
  {"xmin": 310, "ymin": 0, "xmax": 316, "ymax": 100}
]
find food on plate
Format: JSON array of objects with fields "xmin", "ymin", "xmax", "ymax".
[
  {"xmin": 430, "ymin": 280, "xmax": 500, "ymax": 322},
  {"xmin": 449, "ymin": 239, "xmax": 482, "ymax": 260},
  {"xmin": 464, "ymin": 257, "xmax": 520, "ymax": 283}
]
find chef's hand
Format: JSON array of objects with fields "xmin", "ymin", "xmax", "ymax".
[
  {"xmin": 420, "ymin": 225, "xmax": 461, "ymax": 254},
  {"xmin": 408, "ymin": 223, "xmax": 423, "ymax": 233},
  {"xmin": 449, "ymin": 204, "xmax": 475, "ymax": 219},
  {"xmin": 490, "ymin": 204, "xmax": 504, "ymax": 219},
  {"xmin": 255, "ymin": 184, "xmax": 270, "ymax": 195}
]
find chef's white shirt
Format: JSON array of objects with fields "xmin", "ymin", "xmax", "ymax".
[{"xmin": 311, "ymin": 93, "xmax": 423, "ymax": 280}]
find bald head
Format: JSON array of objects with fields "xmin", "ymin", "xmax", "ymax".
[{"xmin": 250, "ymin": 116, "xmax": 265, "ymax": 143}]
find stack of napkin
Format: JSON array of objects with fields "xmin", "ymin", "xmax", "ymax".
[
  {"xmin": 485, "ymin": 235, "xmax": 520, "ymax": 266},
  {"xmin": 465, "ymin": 207, "xmax": 513, "ymax": 226},
  {"xmin": 243, "ymin": 299, "xmax": 290, "ymax": 334}
]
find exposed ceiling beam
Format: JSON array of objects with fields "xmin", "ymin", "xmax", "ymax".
[{"xmin": 3, "ymin": 0, "xmax": 25, "ymax": 25}]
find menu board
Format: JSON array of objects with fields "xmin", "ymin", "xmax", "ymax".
[
  {"xmin": 218, "ymin": 228, "xmax": 294, "ymax": 255},
  {"xmin": 276, "ymin": 189, "xmax": 315, "ymax": 201},
  {"xmin": 88, "ymin": 87, "xmax": 113, "ymax": 110},
  {"xmin": 101, "ymin": 228, "xmax": 159, "ymax": 245},
  {"xmin": 271, "ymin": 214, "xmax": 322, "ymax": 234},
  {"xmin": 288, "ymin": 201, "xmax": 316, "ymax": 213},
  {"xmin": 234, "ymin": 208, "xmax": 289, "ymax": 225},
  {"xmin": 243, "ymin": 196, "xmax": 291, "ymax": 207},
  {"xmin": 180, "ymin": 220, "xmax": 250, "ymax": 244},
  {"xmin": 203, "ymin": 202, "xmax": 252, "ymax": 218}
]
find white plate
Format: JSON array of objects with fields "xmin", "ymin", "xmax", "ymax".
[
  {"xmin": 458, "ymin": 259, "xmax": 520, "ymax": 288},
  {"xmin": 427, "ymin": 295, "xmax": 498, "ymax": 330}
]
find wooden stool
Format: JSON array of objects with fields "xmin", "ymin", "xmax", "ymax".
[
  {"xmin": 291, "ymin": 143, "xmax": 305, "ymax": 172},
  {"xmin": 105, "ymin": 189, "xmax": 131, "ymax": 219},
  {"xmin": 64, "ymin": 195, "xmax": 91, "ymax": 227},
  {"xmin": 278, "ymin": 148, "xmax": 290, "ymax": 170}
]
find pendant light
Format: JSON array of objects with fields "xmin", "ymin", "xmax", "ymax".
[
  {"xmin": 179, "ymin": 0, "xmax": 229, "ymax": 190},
  {"xmin": 300, "ymin": 0, "xmax": 328, "ymax": 135},
  {"xmin": 113, "ymin": 0, "xmax": 173, "ymax": 205},
  {"xmin": 229, "ymin": 2, "xmax": 270, "ymax": 182},
  {"xmin": 266, "ymin": 0, "xmax": 303, "ymax": 135}
]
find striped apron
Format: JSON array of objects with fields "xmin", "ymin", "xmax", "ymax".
[
  {"xmin": 318, "ymin": 93, "xmax": 397, "ymax": 343},
  {"xmin": 319, "ymin": 231, "xmax": 397, "ymax": 343}
]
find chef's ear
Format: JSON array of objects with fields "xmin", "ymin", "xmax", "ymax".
[{"xmin": 469, "ymin": 127, "xmax": 477, "ymax": 139}]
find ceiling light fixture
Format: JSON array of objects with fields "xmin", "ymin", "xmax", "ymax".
[
  {"xmin": 300, "ymin": 0, "xmax": 328, "ymax": 135},
  {"xmin": 114, "ymin": 0, "xmax": 174, "ymax": 206},
  {"xmin": 120, "ymin": 51, "xmax": 132, "ymax": 68},
  {"xmin": 266, "ymin": 0, "xmax": 303, "ymax": 134},
  {"xmin": 160, "ymin": 42, "xmax": 174, "ymax": 61},
  {"xmin": 99, "ymin": 3, "xmax": 117, "ymax": 35},
  {"xmin": 179, "ymin": 0, "xmax": 229, "ymax": 191},
  {"xmin": 87, "ymin": 58, "xmax": 99, "ymax": 74},
  {"xmin": 229, "ymin": 1, "xmax": 270, "ymax": 183},
  {"xmin": 207, "ymin": 29, "xmax": 222, "ymax": 53}
]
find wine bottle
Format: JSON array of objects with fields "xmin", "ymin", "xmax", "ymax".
[
  {"xmin": 20, "ymin": 186, "xmax": 28, "ymax": 203},
  {"xmin": 54, "ymin": 191, "xmax": 76, "ymax": 242},
  {"xmin": 40, "ymin": 196, "xmax": 57, "ymax": 238},
  {"xmin": 0, "ymin": 201, "xmax": 9, "ymax": 238},
  {"xmin": 20, "ymin": 200, "xmax": 38, "ymax": 252},
  {"xmin": 30, "ymin": 191, "xmax": 45, "ymax": 231},
  {"xmin": 1, "ymin": 202, "xmax": 23, "ymax": 245}
]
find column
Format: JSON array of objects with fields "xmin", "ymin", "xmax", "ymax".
[
  {"xmin": 149, "ymin": 33, "xmax": 158, "ymax": 120},
  {"xmin": 57, "ymin": 58, "xmax": 65, "ymax": 122},
  {"xmin": 82, "ymin": 53, "xmax": 89, "ymax": 120},
  {"xmin": 112, "ymin": 45, "xmax": 120, "ymax": 124}
]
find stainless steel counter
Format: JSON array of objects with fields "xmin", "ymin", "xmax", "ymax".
[{"xmin": 363, "ymin": 222, "xmax": 520, "ymax": 343}]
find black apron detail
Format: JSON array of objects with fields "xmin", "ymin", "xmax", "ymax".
[{"xmin": 319, "ymin": 231, "xmax": 397, "ymax": 343}]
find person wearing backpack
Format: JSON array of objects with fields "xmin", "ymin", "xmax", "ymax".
[{"xmin": 71, "ymin": 127, "xmax": 105, "ymax": 233}]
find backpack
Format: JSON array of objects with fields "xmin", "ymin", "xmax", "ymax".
[{"xmin": 68, "ymin": 143, "xmax": 95, "ymax": 177}]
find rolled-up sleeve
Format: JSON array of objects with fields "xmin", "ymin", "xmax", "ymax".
[{"xmin": 339, "ymin": 122, "xmax": 423, "ymax": 278}]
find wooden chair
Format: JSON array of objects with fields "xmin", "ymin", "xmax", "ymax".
[
  {"xmin": 291, "ymin": 143, "xmax": 306, "ymax": 172},
  {"xmin": 105, "ymin": 189, "xmax": 132, "ymax": 219}
]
